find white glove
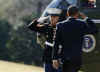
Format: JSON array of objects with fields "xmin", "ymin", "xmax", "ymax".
[{"xmin": 37, "ymin": 16, "xmax": 49, "ymax": 23}]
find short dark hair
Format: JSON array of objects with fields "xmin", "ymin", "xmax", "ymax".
[{"xmin": 67, "ymin": 5, "xmax": 79, "ymax": 16}]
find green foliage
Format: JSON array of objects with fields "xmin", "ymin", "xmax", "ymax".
[
  {"xmin": 22, "ymin": 13, "xmax": 37, "ymax": 24},
  {"xmin": 0, "ymin": 19, "xmax": 11, "ymax": 61},
  {"xmin": 0, "ymin": 12, "xmax": 43, "ymax": 66},
  {"xmin": 7, "ymin": 25, "xmax": 43, "ymax": 66},
  {"xmin": 5, "ymin": 13, "xmax": 43, "ymax": 66}
]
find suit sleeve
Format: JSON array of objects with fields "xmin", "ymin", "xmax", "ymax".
[
  {"xmin": 82, "ymin": 18, "xmax": 98, "ymax": 34},
  {"xmin": 53, "ymin": 23, "xmax": 62, "ymax": 60},
  {"xmin": 27, "ymin": 19, "xmax": 48, "ymax": 34}
]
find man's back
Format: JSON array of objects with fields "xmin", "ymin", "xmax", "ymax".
[{"xmin": 58, "ymin": 18, "xmax": 86, "ymax": 59}]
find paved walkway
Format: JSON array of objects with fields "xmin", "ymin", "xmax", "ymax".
[{"xmin": 0, "ymin": 60, "xmax": 43, "ymax": 72}]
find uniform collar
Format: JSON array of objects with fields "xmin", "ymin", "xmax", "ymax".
[{"xmin": 67, "ymin": 16, "xmax": 76, "ymax": 20}]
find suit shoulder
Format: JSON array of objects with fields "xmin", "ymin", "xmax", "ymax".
[
  {"xmin": 57, "ymin": 22, "xmax": 64, "ymax": 27},
  {"xmin": 76, "ymin": 19, "xmax": 86, "ymax": 24},
  {"xmin": 58, "ymin": 19, "xmax": 68, "ymax": 23},
  {"xmin": 57, "ymin": 19, "xmax": 68, "ymax": 26}
]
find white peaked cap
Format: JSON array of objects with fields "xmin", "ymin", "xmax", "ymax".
[{"xmin": 46, "ymin": 8, "xmax": 62, "ymax": 15}]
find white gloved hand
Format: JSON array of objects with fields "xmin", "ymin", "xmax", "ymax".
[{"xmin": 37, "ymin": 16, "xmax": 49, "ymax": 23}]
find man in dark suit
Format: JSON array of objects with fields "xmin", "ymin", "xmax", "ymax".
[{"xmin": 52, "ymin": 5, "xmax": 98, "ymax": 72}]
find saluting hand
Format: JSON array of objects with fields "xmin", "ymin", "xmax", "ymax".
[{"xmin": 79, "ymin": 12, "xmax": 87, "ymax": 19}]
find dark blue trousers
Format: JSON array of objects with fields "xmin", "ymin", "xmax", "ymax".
[{"xmin": 44, "ymin": 63, "xmax": 62, "ymax": 72}]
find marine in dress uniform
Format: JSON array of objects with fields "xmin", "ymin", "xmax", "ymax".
[{"xmin": 27, "ymin": 8, "xmax": 62, "ymax": 72}]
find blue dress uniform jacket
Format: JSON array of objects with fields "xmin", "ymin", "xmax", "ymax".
[
  {"xmin": 53, "ymin": 17, "xmax": 98, "ymax": 65},
  {"xmin": 28, "ymin": 20, "xmax": 56, "ymax": 63}
]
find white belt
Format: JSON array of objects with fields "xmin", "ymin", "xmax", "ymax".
[{"xmin": 45, "ymin": 41, "xmax": 54, "ymax": 47}]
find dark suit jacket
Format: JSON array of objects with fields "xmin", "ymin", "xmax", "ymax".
[{"xmin": 53, "ymin": 17, "xmax": 98, "ymax": 62}]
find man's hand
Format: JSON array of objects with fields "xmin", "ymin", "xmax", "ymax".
[
  {"xmin": 37, "ymin": 16, "xmax": 49, "ymax": 23},
  {"xmin": 79, "ymin": 12, "xmax": 87, "ymax": 19},
  {"xmin": 52, "ymin": 60, "xmax": 59, "ymax": 69}
]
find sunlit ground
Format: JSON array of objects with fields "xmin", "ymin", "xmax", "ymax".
[{"xmin": 0, "ymin": 60, "xmax": 43, "ymax": 72}]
